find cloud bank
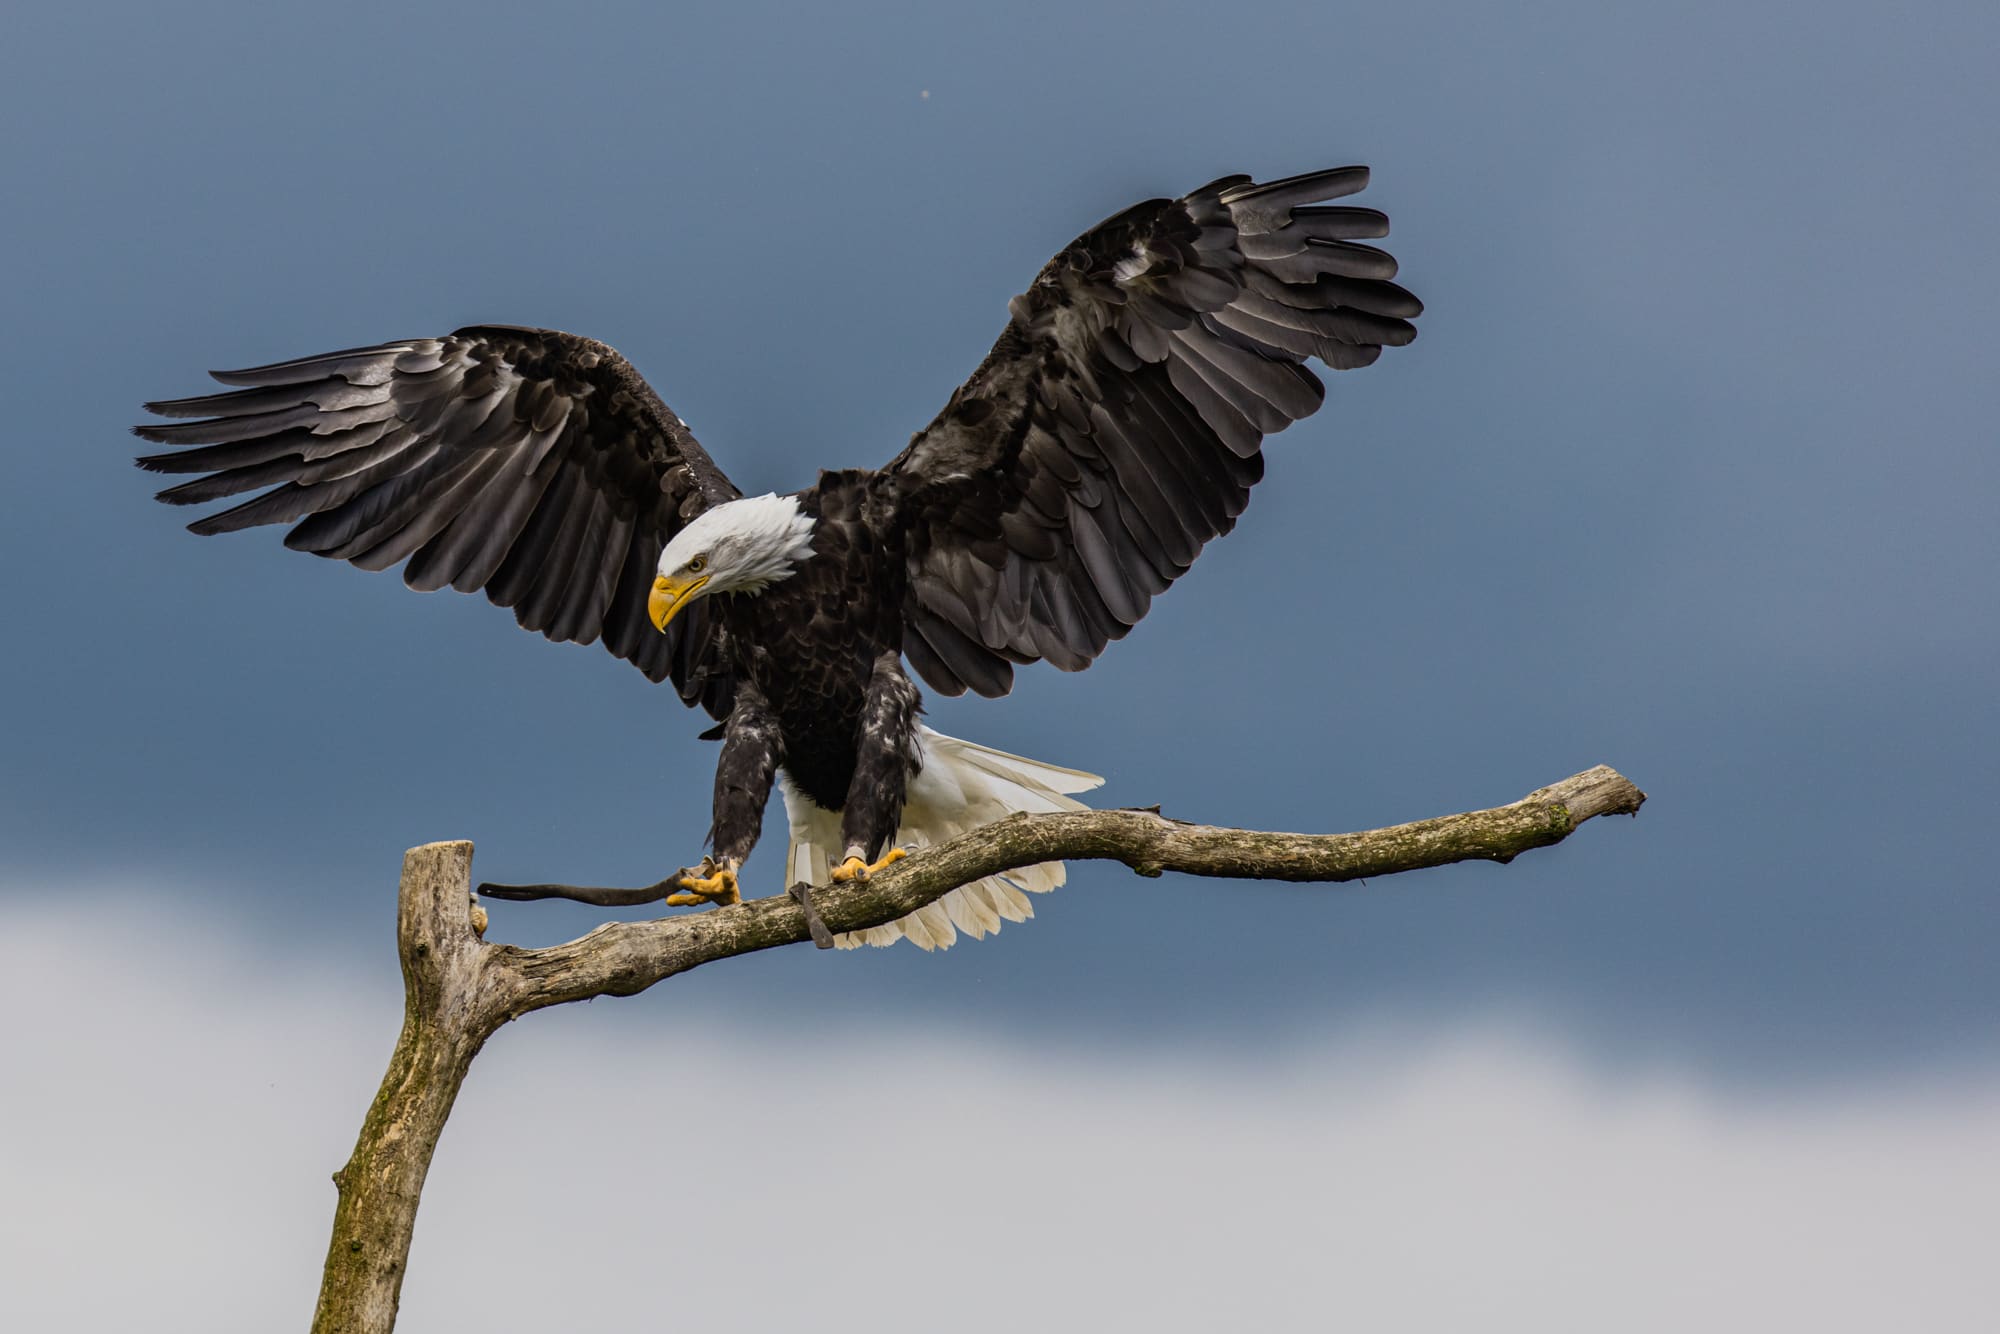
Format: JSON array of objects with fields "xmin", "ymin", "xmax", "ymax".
[{"xmin": 4, "ymin": 898, "xmax": 1992, "ymax": 1332}]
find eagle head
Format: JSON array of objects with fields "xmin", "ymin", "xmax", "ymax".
[{"xmin": 649, "ymin": 493, "xmax": 817, "ymax": 633}]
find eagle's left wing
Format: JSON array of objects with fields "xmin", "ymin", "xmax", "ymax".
[
  {"xmin": 878, "ymin": 167, "xmax": 1421, "ymax": 698},
  {"xmin": 137, "ymin": 326, "xmax": 738, "ymax": 709}
]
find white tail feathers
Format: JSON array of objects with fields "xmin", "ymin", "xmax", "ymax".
[{"xmin": 778, "ymin": 727, "xmax": 1102, "ymax": 950}]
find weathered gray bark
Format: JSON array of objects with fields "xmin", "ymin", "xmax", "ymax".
[
  {"xmin": 310, "ymin": 842, "xmax": 503, "ymax": 1333},
  {"xmin": 311, "ymin": 765, "xmax": 1644, "ymax": 1332}
]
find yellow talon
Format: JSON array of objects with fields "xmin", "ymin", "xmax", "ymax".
[
  {"xmin": 831, "ymin": 848, "xmax": 907, "ymax": 882},
  {"xmin": 666, "ymin": 858, "xmax": 741, "ymax": 908}
]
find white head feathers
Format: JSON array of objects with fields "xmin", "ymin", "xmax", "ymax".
[{"xmin": 657, "ymin": 493, "xmax": 817, "ymax": 597}]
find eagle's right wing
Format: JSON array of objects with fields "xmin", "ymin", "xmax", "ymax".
[
  {"xmin": 138, "ymin": 325, "xmax": 737, "ymax": 710},
  {"xmin": 878, "ymin": 168, "xmax": 1421, "ymax": 698}
]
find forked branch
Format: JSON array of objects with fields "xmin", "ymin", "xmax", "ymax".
[{"xmin": 312, "ymin": 764, "xmax": 1644, "ymax": 1333}]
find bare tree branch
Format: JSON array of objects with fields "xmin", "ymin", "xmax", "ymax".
[{"xmin": 312, "ymin": 764, "xmax": 1643, "ymax": 1333}]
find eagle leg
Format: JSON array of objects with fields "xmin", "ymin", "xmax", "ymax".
[
  {"xmin": 831, "ymin": 847, "xmax": 907, "ymax": 882},
  {"xmin": 666, "ymin": 855, "xmax": 741, "ymax": 907},
  {"xmin": 839, "ymin": 653, "xmax": 922, "ymax": 868}
]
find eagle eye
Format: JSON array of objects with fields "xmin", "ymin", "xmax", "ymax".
[{"xmin": 688, "ymin": 555, "xmax": 707, "ymax": 573}]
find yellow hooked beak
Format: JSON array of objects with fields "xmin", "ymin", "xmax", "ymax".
[{"xmin": 649, "ymin": 573, "xmax": 709, "ymax": 633}]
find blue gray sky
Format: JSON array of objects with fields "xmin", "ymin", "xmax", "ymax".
[
  {"xmin": 4, "ymin": 0, "xmax": 1994, "ymax": 1076},
  {"xmin": 5, "ymin": 1, "xmax": 1996, "ymax": 1324}
]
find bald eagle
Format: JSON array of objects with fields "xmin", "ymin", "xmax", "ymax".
[{"xmin": 136, "ymin": 166, "xmax": 1420, "ymax": 949}]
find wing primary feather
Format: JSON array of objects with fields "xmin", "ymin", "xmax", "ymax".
[
  {"xmin": 1242, "ymin": 267, "xmax": 1424, "ymax": 320},
  {"xmin": 203, "ymin": 343, "xmax": 422, "ymax": 388}
]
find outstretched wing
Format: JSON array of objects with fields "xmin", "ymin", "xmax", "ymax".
[
  {"xmin": 137, "ymin": 325, "xmax": 738, "ymax": 706},
  {"xmin": 879, "ymin": 167, "xmax": 1421, "ymax": 697}
]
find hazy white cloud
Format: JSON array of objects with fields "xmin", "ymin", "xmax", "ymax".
[{"xmin": 4, "ymin": 897, "xmax": 1994, "ymax": 1333}]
